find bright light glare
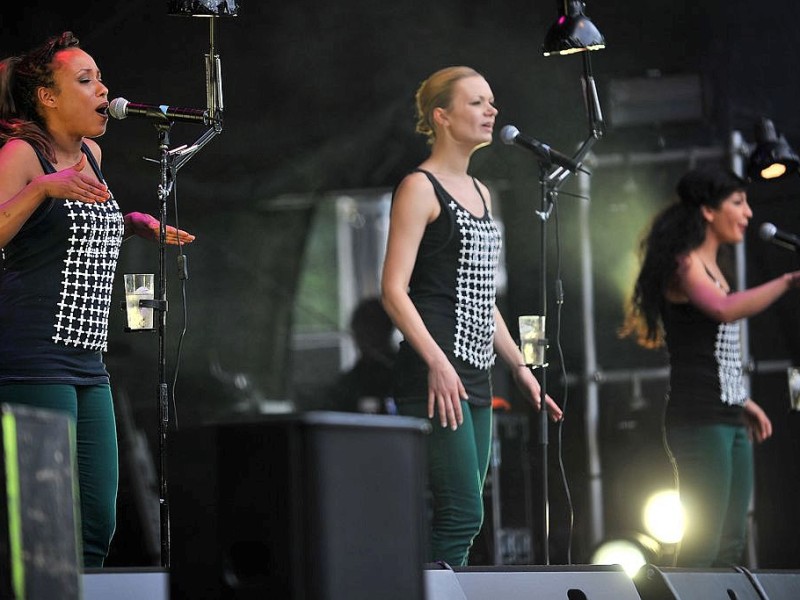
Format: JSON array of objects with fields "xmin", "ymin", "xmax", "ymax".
[
  {"xmin": 590, "ymin": 540, "xmax": 647, "ymax": 577},
  {"xmin": 643, "ymin": 489, "xmax": 685, "ymax": 544},
  {"xmin": 761, "ymin": 163, "xmax": 787, "ymax": 179}
]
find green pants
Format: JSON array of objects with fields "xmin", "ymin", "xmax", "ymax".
[
  {"xmin": 0, "ymin": 384, "xmax": 118, "ymax": 568},
  {"xmin": 665, "ymin": 423, "xmax": 753, "ymax": 567},
  {"xmin": 397, "ymin": 400, "xmax": 492, "ymax": 567}
]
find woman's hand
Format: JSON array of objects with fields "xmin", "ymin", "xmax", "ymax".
[
  {"xmin": 39, "ymin": 154, "xmax": 111, "ymax": 204},
  {"xmin": 743, "ymin": 399, "xmax": 772, "ymax": 443},
  {"xmin": 124, "ymin": 212, "xmax": 196, "ymax": 245},
  {"xmin": 512, "ymin": 365, "xmax": 563, "ymax": 422},
  {"xmin": 427, "ymin": 356, "xmax": 466, "ymax": 430}
]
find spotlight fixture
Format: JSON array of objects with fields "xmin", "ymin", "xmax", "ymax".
[
  {"xmin": 167, "ymin": 0, "xmax": 239, "ymax": 17},
  {"xmin": 542, "ymin": 0, "xmax": 605, "ymax": 56},
  {"xmin": 748, "ymin": 117, "xmax": 799, "ymax": 181}
]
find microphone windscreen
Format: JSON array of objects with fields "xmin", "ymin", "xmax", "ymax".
[
  {"xmin": 499, "ymin": 125, "xmax": 519, "ymax": 145},
  {"xmin": 108, "ymin": 98, "xmax": 129, "ymax": 120},
  {"xmin": 759, "ymin": 222, "xmax": 777, "ymax": 241}
]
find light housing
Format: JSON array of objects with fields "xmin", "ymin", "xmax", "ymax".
[
  {"xmin": 748, "ymin": 117, "xmax": 799, "ymax": 181},
  {"xmin": 167, "ymin": 0, "xmax": 239, "ymax": 17},
  {"xmin": 542, "ymin": 0, "xmax": 605, "ymax": 56}
]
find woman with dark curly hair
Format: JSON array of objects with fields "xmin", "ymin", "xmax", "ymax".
[
  {"xmin": 621, "ymin": 165, "xmax": 800, "ymax": 567},
  {"xmin": 0, "ymin": 31, "xmax": 194, "ymax": 566}
]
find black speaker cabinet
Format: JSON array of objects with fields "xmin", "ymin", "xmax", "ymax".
[
  {"xmin": 0, "ymin": 403, "xmax": 81, "ymax": 600},
  {"xmin": 634, "ymin": 565, "xmax": 762, "ymax": 600},
  {"xmin": 168, "ymin": 411, "xmax": 430, "ymax": 600},
  {"xmin": 453, "ymin": 565, "xmax": 643, "ymax": 599}
]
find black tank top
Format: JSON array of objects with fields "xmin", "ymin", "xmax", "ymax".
[
  {"xmin": 392, "ymin": 169, "xmax": 502, "ymax": 405},
  {"xmin": 663, "ymin": 298, "xmax": 747, "ymax": 426},
  {"xmin": 0, "ymin": 142, "xmax": 125, "ymax": 384}
]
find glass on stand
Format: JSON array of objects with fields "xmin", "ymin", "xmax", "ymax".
[
  {"xmin": 124, "ymin": 273, "xmax": 155, "ymax": 331},
  {"xmin": 789, "ymin": 367, "xmax": 800, "ymax": 411},
  {"xmin": 519, "ymin": 315, "xmax": 546, "ymax": 368}
]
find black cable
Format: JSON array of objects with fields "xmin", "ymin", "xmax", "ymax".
[
  {"xmin": 552, "ymin": 194, "xmax": 575, "ymax": 564},
  {"xmin": 169, "ymin": 176, "xmax": 189, "ymax": 431},
  {"xmin": 734, "ymin": 566, "xmax": 770, "ymax": 600}
]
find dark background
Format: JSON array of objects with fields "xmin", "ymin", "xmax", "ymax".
[{"xmin": 3, "ymin": 1, "xmax": 800, "ymax": 569}]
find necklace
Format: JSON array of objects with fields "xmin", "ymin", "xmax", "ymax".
[{"xmin": 698, "ymin": 258, "xmax": 730, "ymax": 293}]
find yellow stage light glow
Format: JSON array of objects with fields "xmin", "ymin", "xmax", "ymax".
[
  {"xmin": 643, "ymin": 489, "xmax": 685, "ymax": 544},
  {"xmin": 590, "ymin": 539, "xmax": 648, "ymax": 577}
]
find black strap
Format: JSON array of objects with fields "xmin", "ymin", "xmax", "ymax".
[{"xmin": 414, "ymin": 168, "xmax": 489, "ymax": 214}]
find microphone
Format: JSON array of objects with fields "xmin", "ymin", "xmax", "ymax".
[
  {"xmin": 108, "ymin": 97, "xmax": 209, "ymax": 125},
  {"xmin": 759, "ymin": 222, "xmax": 800, "ymax": 253},
  {"xmin": 500, "ymin": 125, "xmax": 588, "ymax": 174}
]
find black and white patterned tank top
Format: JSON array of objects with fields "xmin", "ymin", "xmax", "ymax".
[
  {"xmin": 0, "ymin": 142, "xmax": 124, "ymax": 384},
  {"xmin": 392, "ymin": 169, "xmax": 502, "ymax": 405}
]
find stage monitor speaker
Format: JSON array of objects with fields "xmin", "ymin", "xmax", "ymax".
[
  {"xmin": 425, "ymin": 567, "xmax": 468, "ymax": 600},
  {"xmin": 168, "ymin": 411, "xmax": 430, "ymax": 600},
  {"xmin": 634, "ymin": 565, "xmax": 762, "ymax": 600},
  {"xmin": 748, "ymin": 569, "xmax": 800, "ymax": 599},
  {"xmin": 0, "ymin": 403, "xmax": 81, "ymax": 600},
  {"xmin": 454, "ymin": 565, "xmax": 643, "ymax": 599}
]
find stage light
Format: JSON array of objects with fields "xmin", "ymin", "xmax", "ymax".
[
  {"xmin": 589, "ymin": 532, "xmax": 661, "ymax": 577},
  {"xmin": 542, "ymin": 0, "xmax": 605, "ymax": 56},
  {"xmin": 747, "ymin": 117, "xmax": 799, "ymax": 181},
  {"xmin": 167, "ymin": 0, "xmax": 239, "ymax": 17},
  {"xmin": 642, "ymin": 489, "xmax": 684, "ymax": 545}
]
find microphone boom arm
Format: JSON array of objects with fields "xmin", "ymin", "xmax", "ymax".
[
  {"xmin": 173, "ymin": 126, "xmax": 221, "ymax": 172},
  {"xmin": 157, "ymin": 18, "xmax": 225, "ymax": 173},
  {"xmin": 547, "ymin": 51, "xmax": 605, "ymax": 188},
  {"xmin": 205, "ymin": 17, "xmax": 224, "ymax": 124},
  {"xmin": 175, "ymin": 17, "xmax": 225, "ymax": 171}
]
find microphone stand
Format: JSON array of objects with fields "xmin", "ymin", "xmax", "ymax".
[
  {"xmin": 528, "ymin": 51, "xmax": 604, "ymax": 564},
  {"xmin": 143, "ymin": 18, "xmax": 225, "ymax": 569},
  {"xmin": 153, "ymin": 122, "xmax": 173, "ymax": 570}
]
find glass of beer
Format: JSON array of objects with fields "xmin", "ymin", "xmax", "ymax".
[
  {"xmin": 519, "ymin": 315, "xmax": 546, "ymax": 368},
  {"xmin": 124, "ymin": 273, "xmax": 155, "ymax": 331}
]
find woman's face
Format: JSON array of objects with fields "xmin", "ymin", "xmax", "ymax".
[
  {"xmin": 704, "ymin": 190, "xmax": 753, "ymax": 244},
  {"xmin": 437, "ymin": 75, "xmax": 498, "ymax": 147},
  {"xmin": 44, "ymin": 47, "xmax": 109, "ymax": 139}
]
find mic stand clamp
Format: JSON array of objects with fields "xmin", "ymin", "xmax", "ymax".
[{"xmin": 140, "ymin": 298, "xmax": 168, "ymax": 312}]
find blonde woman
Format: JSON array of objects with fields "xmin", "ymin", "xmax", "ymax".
[{"xmin": 381, "ymin": 66, "xmax": 562, "ymax": 566}]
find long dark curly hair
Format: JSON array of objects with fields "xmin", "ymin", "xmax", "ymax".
[
  {"xmin": 620, "ymin": 165, "xmax": 747, "ymax": 348},
  {"xmin": 0, "ymin": 31, "xmax": 81, "ymax": 163}
]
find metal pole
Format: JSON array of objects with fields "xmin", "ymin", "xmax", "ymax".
[
  {"xmin": 728, "ymin": 129, "xmax": 758, "ymax": 568},
  {"xmin": 728, "ymin": 130, "xmax": 752, "ymax": 386},
  {"xmin": 577, "ymin": 163, "xmax": 604, "ymax": 548},
  {"xmin": 535, "ymin": 165, "xmax": 551, "ymax": 565}
]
